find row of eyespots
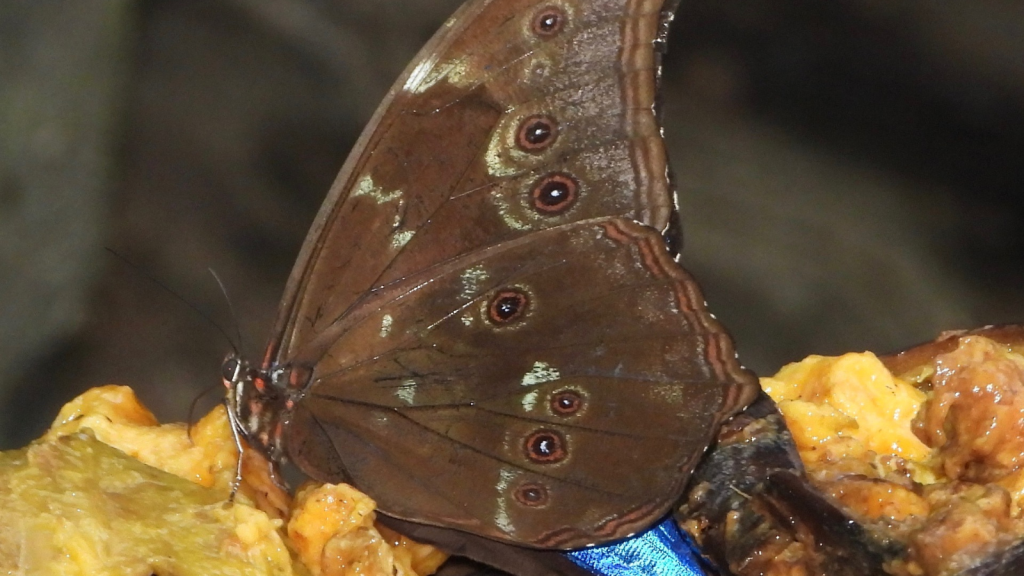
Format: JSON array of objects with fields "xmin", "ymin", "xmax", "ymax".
[
  {"xmin": 515, "ymin": 115, "xmax": 579, "ymax": 215},
  {"xmin": 485, "ymin": 288, "xmax": 581, "ymax": 469},
  {"xmin": 484, "ymin": 295, "xmax": 583, "ymax": 412},
  {"xmin": 521, "ymin": 390, "xmax": 581, "ymax": 467},
  {"xmin": 513, "ymin": 430, "xmax": 563, "ymax": 508},
  {"xmin": 505, "ymin": 7, "xmax": 569, "ymax": 510},
  {"xmin": 520, "ymin": 7, "xmax": 578, "ymax": 215},
  {"xmin": 514, "ymin": 399, "xmax": 577, "ymax": 507}
]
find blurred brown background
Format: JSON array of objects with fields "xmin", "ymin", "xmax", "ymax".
[{"xmin": 1, "ymin": 0, "xmax": 1021, "ymax": 449}]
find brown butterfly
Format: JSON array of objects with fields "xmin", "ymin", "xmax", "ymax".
[{"xmin": 223, "ymin": 0, "xmax": 757, "ymax": 568}]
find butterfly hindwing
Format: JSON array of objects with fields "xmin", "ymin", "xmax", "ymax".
[{"xmin": 286, "ymin": 218, "xmax": 756, "ymax": 547}]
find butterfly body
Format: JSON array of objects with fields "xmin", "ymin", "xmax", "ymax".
[{"xmin": 224, "ymin": 0, "xmax": 758, "ymax": 558}]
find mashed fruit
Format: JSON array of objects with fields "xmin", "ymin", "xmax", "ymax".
[
  {"xmin": 8, "ymin": 333, "xmax": 1023, "ymax": 576},
  {"xmin": 763, "ymin": 335, "xmax": 1024, "ymax": 576},
  {"xmin": 0, "ymin": 386, "xmax": 447, "ymax": 576}
]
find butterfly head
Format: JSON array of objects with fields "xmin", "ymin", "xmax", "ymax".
[{"xmin": 221, "ymin": 354, "xmax": 289, "ymax": 464}]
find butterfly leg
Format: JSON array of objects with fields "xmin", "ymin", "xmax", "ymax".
[{"xmin": 224, "ymin": 399, "xmax": 246, "ymax": 501}]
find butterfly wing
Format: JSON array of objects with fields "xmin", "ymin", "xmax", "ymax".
[
  {"xmin": 260, "ymin": 0, "xmax": 758, "ymax": 551},
  {"xmin": 265, "ymin": 0, "xmax": 682, "ymax": 371},
  {"xmin": 283, "ymin": 218, "xmax": 757, "ymax": 547}
]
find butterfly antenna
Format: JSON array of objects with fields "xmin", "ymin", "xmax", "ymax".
[
  {"xmin": 185, "ymin": 382, "xmax": 222, "ymax": 444},
  {"xmin": 208, "ymin": 267, "xmax": 245, "ymax": 356},
  {"xmin": 104, "ymin": 248, "xmax": 240, "ymax": 355}
]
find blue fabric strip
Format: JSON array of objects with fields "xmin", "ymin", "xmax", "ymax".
[{"xmin": 566, "ymin": 517, "xmax": 705, "ymax": 576}]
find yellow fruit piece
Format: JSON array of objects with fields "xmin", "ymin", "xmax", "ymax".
[
  {"xmin": 43, "ymin": 385, "xmax": 239, "ymax": 491},
  {"xmin": 0, "ymin": 433, "xmax": 294, "ymax": 576},
  {"xmin": 288, "ymin": 484, "xmax": 446, "ymax": 576},
  {"xmin": 763, "ymin": 352, "xmax": 933, "ymax": 468},
  {"xmin": 1, "ymin": 386, "xmax": 445, "ymax": 576}
]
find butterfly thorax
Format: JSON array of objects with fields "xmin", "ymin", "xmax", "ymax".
[{"xmin": 221, "ymin": 354, "xmax": 293, "ymax": 465}]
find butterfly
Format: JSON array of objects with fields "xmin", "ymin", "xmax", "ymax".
[{"xmin": 222, "ymin": 0, "xmax": 758, "ymax": 572}]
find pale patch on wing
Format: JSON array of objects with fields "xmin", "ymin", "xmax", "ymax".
[
  {"xmin": 484, "ymin": 115, "xmax": 529, "ymax": 178},
  {"xmin": 404, "ymin": 57, "xmax": 436, "ymax": 92},
  {"xmin": 404, "ymin": 56, "xmax": 470, "ymax": 95},
  {"xmin": 352, "ymin": 175, "xmax": 403, "ymax": 204},
  {"xmin": 522, "ymin": 361, "xmax": 560, "ymax": 387},
  {"xmin": 396, "ymin": 378, "xmax": 416, "ymax": 405},
  {"xmin": 518, "ymin": 51, "xmax": 553, "ymax": 85},
  {"xmin": 490, "ymin": 188, "xmax": 531, "ymax": 231},
  {"xmin": 522, "ymin": 390, "xmax": 539, "ymax": 412},
  {"xmin": 391, "ymin": 229, "xmax": 416, "ymax": 249},
  {"xmin": 352, "ymin": 175, "xmax": 414, "ymax": 250},
  {"xmin": 380, "ymin": 313, "xmax": 393, "ymax": 338},
  {"xmin": 494, "ymin": 468, "xmax": 515, "ymax": 535},
  {"xmin": 460, "ymin": 264, "xmax": 489, "ymax": 300},
  {"xmin": 461, "ymin": 314, "xmax": 474, "ymax": 326},
  {"xmin": 645, "ymin": 382, "xmax": 687, "ymax": 406}
]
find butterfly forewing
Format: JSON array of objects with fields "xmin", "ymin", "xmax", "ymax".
[{"xmin": 268, "ymin": 0, "xmax": 677, "ymax": 369}]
